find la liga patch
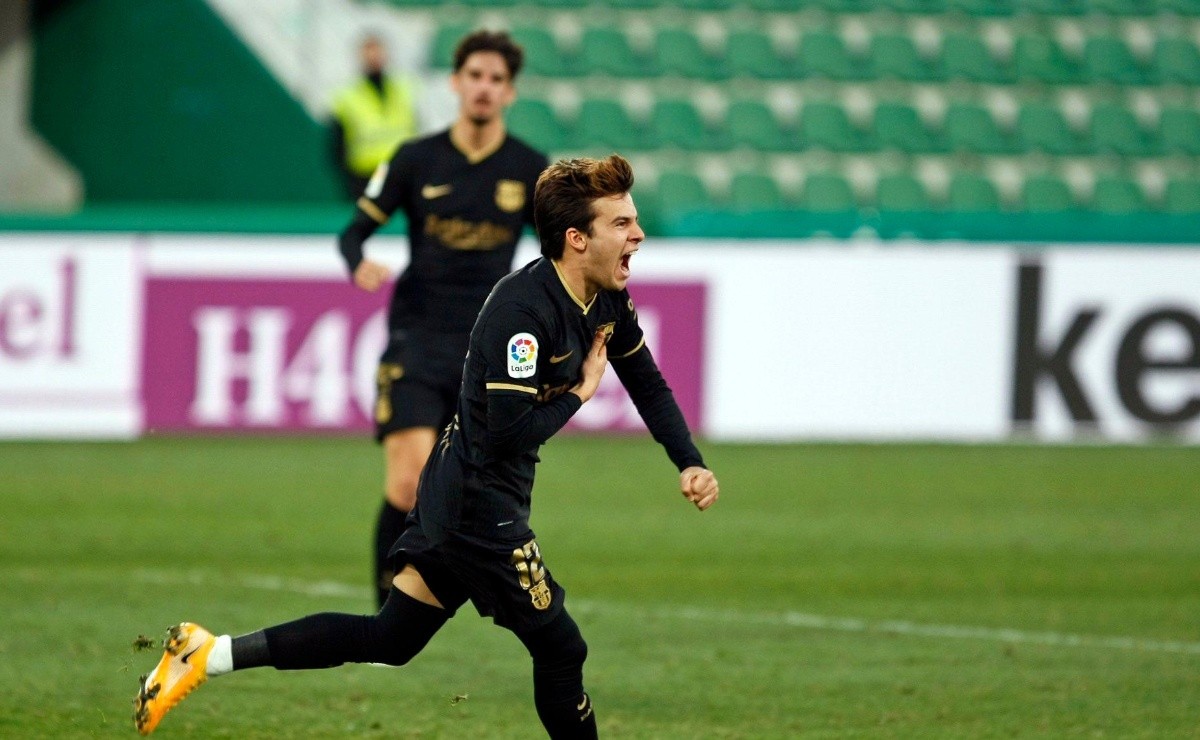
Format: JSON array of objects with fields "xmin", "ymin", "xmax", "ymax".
[{"xmin": 507, "ymin": 333, "xmax": 538, "ymax": 378}]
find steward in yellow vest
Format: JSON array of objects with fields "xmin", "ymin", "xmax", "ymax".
[{"xmin": 331, "ymin": 35, "xmax": 418, "ymax": 199}]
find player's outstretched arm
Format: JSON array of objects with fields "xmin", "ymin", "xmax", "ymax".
[{"xmin": 680, "ymin": 466, "xmax": 719, "ymax": 511}]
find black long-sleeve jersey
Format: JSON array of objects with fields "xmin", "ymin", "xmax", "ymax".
[
  {"xmin": 338, "ymin": 130, "xmax": 548, "ymax": 337},
  {"xmin": 413, "ymin": 257, "xmax": 706, "ymax": 544}
]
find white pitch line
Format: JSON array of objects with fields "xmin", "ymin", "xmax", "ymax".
[{"xmin": 121, "ymin": 568, "xmax": 1200, "ymax": 656}]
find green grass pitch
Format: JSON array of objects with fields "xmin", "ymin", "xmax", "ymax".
[{"xmin": 1, "ymin": 436, "xmax": 1197, "ymax": 738}]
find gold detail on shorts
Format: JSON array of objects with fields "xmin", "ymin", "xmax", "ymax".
[
  {"xmin": 529, "ymin": 580, "xmax": 552, "ymax": 611},
  {"xmin": 495, "ymin": 179, "xmax": 525, "ymax": 213},
  {"xmin": 510, "ymin": 539, "xmax": 551, "ymax": 611},
  {"xmin": 375, "ymin": 363, "xmax": 405, "ymax": 424}
]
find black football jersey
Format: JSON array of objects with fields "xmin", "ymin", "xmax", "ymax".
[
  {"xmin": 357, "ymin": 130, "xmax": 547, "ymax": 336},
  {"xmin": 414, "ymin": 258, "xmax": 705, "ymax": 543}
]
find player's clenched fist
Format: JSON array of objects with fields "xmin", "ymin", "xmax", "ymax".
[
  {"xmin": 353, "ymin": 259, "xmax": 391, "ymax": 292},
  {"xmin": 679, "ymin": 466, "xmax": 719, "ymax": 511}
]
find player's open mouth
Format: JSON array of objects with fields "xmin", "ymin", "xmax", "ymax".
[{"xmin": 619, "ymin": 250, "xmax": 636, "ymax": 278}]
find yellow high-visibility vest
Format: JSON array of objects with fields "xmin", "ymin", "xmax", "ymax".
[{"xmin": 332, "ymin": 76, "xmax": 417, "ymax": 177}]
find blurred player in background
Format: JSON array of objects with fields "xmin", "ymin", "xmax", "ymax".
[
  {"xmin": 329, "ymin": 33, "xmax": 419, "ymax": 200},
  {"xmin": 133, "ymin": 154, "xmax": 718, "ymax": 740},
  {"xmin": 338, "ymin": 30, "xmax": 548, "ymax": 607}
]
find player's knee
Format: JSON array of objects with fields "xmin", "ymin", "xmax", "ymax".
[
  {"xmin": 527, "ymin": 615, "xmax": 588, "ymax": 671},
  {"xmin": 554, "ymin": 629, "xmax": 588, "ymax": 669},
  {"xmin": 363, "ymin": 588, "xmax": 447, "ymax": 666},
  {"xmin": 371, "ymin": 639, "xmax": 420, "ymax": 667}
]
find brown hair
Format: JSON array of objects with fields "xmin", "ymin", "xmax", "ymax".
[
  {"xmin": 452, "ymin": 30, "xmax": 524, "ymax": 79},
  {"xmin": 534, "ymin": 155, "xmax": 635, "ymax": 259}
]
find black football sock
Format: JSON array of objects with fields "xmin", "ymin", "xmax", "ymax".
[
  {"xmin": 373, "ymin": 499, "xmax": 409, "ymax": 607},
  {"xmin": 517, "ymin": 610, "xmax": 598, "ymax": 740},
  {"xmin": 259, "ymin": 586, "xmax": 447, "ymax": 671},
  {"xmin": 230, "ymin": 630, "xmax": 271, "ymax": 670}
]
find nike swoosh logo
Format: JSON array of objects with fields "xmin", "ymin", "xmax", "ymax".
[
  {"xmin": 180, "ymin": 646, "xmax": 200, "ymax": 665},
  {"xmin": 421, "ymin": 184, "xmax": 452, "ymax": 199},
  {"xmin": 549, "ymin": 351, "xmax": 573, "ymax": 364},
  {"xmin": 577, "ymin": 695, "xmax": 589, "ymax": 711}
]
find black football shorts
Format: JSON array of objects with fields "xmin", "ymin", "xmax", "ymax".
[{"xmin": 390, "ymin": 520, "xmax": 567, "ymax": 634}]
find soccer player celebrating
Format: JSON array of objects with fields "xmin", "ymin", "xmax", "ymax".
[
  {"xmin": 133, "ymin": 155, "xmax": 720, "ymax": 738},
  {"xmin": 340, "ymin": 30, "xmax": 549, "ymax": 607}
]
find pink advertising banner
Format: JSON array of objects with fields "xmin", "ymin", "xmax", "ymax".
[{"xmin": 142, "ymin": 277, "xmax": 705, "ymax": 434}]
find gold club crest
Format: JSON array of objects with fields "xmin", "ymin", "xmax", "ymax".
[
  {"xmin": 495, "ymin": 180, "xmax": 525, "ymax": 213},
  {"xmin": 529, "ymin": 580, "xmax": 553, "ymax": 610}
]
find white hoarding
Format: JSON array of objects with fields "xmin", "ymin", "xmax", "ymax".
[
  {"xmin": 2, "ymin": 233, "xmax": 1198, "ymax": 442},
  {"xmin": 1014, "ymin": 250, "xmax": 1200, "ymax": 441},
  {"xmin": 0, "ymin": 235, "xmax": 143, "ymax": 438}
]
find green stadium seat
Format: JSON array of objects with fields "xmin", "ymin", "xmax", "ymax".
[
  {"xmin": 649, "ymin": 99, "xmax": 722, "ymax": 150},
  {"xmin": 882, "ymin": 0, "xmax": 948, "ymax": 11},
  {"xmin": 1014, "ymin": 36, "xmax": 1082, "ymax": 84},
  {"xmin": 677, "ymin": 0, "xmax": 733, "ymax": 8},
  {"xmin": 580, "ymin": 28, "xmax": 647, "ymax": 78},
  {"xmin": 1089, "ymin": 103, "xmax": 1151, "ymax": 156},
  {"xmin": 604, "ymin": 0, "xmax": 659, "ymax": 8},
  {"xmin": 730, "ymin": 172, "xmax": 785, "ymax": 210},
  {"xmin": 1021, "ymin": 0, "xmax": 1086, "ymax": 14},
  {"xmin": 1159, "ymin": 0, "xmax": 1200, "ymax": 13},
  {"xmin": 510, "ymin": 27, "xmax": 568, "ymax": 77},
  {"xmin": 1091, "ymin": 176, "xmax": 1145, "ymax": 213},
  {"xmin": 656, "ymin": 170, "xmax": 710, "ymax": 214},
  {"xmin": 801, "ymin": 173, "xmax": 856, "ymax": 211},
  {"xmin": 868, "ymin": 34, "xmax": 938, "ymax": 81},
  {"xmin": 873, "ymin": 102, "xmax": 939, "ymax": 153},
  {"xmin": 944, "ymin": 103, "xmax": 1011, "ymax": 154},
  {"xmin": 1021, "ymin": 174, "xmax": 1074, "ymax": 212},
  {"xmin": 813, "ymin": 0, "xmax": 873, "ymax": 10},
  {"xmin": 801, "ymin": 102, "xmax": 867, "ymax": 151},
  {"xmin": 1088, "ymin": 0, "xmax": 1156, "ymax": 14},
  {"xmin": 941, "ymin": 33, "xmax": 1011, "ymax": 83},
  {"xmin": 948, "ymin": 0, "xmax": 1013, "ymax": 14},
  {"xmin": 1083, "ymin": 37, "xmax": 1147, "ymax": 85},
  {"xmin": 573, "ymin": 98, "xmax": 645, "ymax": 151},
  {"xmin": 947, "ymin": 173, "xmax": 1001, "ymax": 212},
  {"xmin": 1153, "ymin": 38, "xmax": 1200, "ymax": 84},
  {"xmin": 1164, "ymin": 179, "xmax": 1200, "ymax": 213},
  {"xmin": 1017, "ymin": 103, "xmax": 1082, "ymax": 155},
  {"xmin": 726, "ymin": 100, "xmax": 790, "ymax": 151},
  {"xmin": 876, "ymin": 174, "xmax": 928, "ymax": 211},
  {"xmin": 430, "ymin": 23, "xmax": 472, "ymax": 69},
  {"xmin": 800, "ymin": 32, "xmax": 860, "ymax": 80},
  {"xmin": 1158, "ymin": 107, "xmax": 1200, "ymax": 155},
  {"xmin": 655, "ymin": 28, "xmax": 725, "ymax": 80},
  {"xmin": 726, "ymin": 30, "xmax": 790, "ymax": 80},
  {"xmin": 745, "ymin": 0, "xmax": 802, "ymax": 8},
  {"xmin": 505, "ymin": 99, "xmax": 569, "ymax": 151}
]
